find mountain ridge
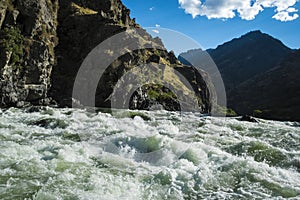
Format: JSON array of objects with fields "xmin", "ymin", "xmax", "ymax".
[
  {"xmin": 179, "ymin": 30, "xmax": 299, "ymax": 121},
  {"xmin": 206, "ymin": 30, "xmax": 293, "ymax": 90}
]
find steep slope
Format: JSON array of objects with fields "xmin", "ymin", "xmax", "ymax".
[
  {"xmin": 228, "ymin": 49, "xmax": 300, "ymax": 121},
  {"xmin": 0, "ymin": 0, "xmax": 212, "ymax": 113},
  {"xmin": 51, "ymin": 0, "xmax": 212, "ymax": 112}
]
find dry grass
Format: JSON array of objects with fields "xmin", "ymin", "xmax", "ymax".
[{"xmin": 70, "ymin": 2, "xmax": 98, "ymax": 15}]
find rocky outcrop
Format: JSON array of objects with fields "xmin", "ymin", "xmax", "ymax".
[
  {"xmin": 0, "ymin": 0, "xmax": 212, "ymax": 113},
  {"xmin": 0, "ymin": 0, "xmax": 58, "ymax": 107},
  {"xmin": 50, "ymin": 0, "xmax": 212, "ymax": 112}
]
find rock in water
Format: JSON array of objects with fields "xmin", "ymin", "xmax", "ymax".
[{"xmin": 240, "ymin": 115, "xmax": 258, "ymax": 123}]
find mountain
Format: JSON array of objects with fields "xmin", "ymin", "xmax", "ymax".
[
  {"xmin": 179, "ymin": 31, "xmax": 299, "ymax": 120},
  {"xmin": 228, "ymin": 49, "xmax": 300, "ymax": 121},
  {"xmin": 207, "ymin": 31, "xmax": 292, "ymax": 90},
  {"xmin": 0, "ymin": 0, "xmax": 212, "ymax": 113},
  {"xmin": 180, "ymin": 30, "xmax": 293, "ymax": 92}
]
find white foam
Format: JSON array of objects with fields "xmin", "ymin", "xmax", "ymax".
[{"xmin": 0, "ymin": 108, "xmax": 299, "ymax": 199}]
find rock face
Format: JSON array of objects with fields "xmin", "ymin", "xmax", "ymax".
[
  {"xmin": 0, "ymin": 0, "xmax": 58, "ymax": 107},
  {"xmin": 0, "ymin": 0, "xmax": 212, "ymax": 113},
  {"xmin": 50, "ymin": 0, "xmax": 212, "ymax": 112}
]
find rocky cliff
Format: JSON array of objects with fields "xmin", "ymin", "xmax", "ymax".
[
  {"xmin": 0, "ymin": 0, "xmax": 58, "ymax": 107},
  {"xmin": 0, "ymin": 0, "xmax": 212, "ymax": 113}
]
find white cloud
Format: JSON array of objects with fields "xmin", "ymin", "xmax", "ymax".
[
  {"xmin": 149, "ymin": 7, "xmax": 155, "ymax": 11},
  {"xmin": 178, "ymin": 0, "xmax": 201, "ymax": 18},
  {"xmin": 273, "ymin": 11, "xmax": 299, "ymax": 21},
  {"xmin": 178, "ymin": 0, "xmax": 299, "ymax": 21}
]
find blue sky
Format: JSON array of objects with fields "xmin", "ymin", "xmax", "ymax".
[{"xmin": 122, "ymin": 0, "xmax": 300, "ymax": 51}]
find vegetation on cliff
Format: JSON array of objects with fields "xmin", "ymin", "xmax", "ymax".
[
  {"xmin": 0, "ymin": 26, "xmax": 25, "ymax": 66},
  {"xmin": 0, "ymin": 0, "xmax": 212, "ymax": 113}
]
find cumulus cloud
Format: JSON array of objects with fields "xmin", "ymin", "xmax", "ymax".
[
  {"xmin": 178, "ymin": 0, "xmax": 299, "ymax": 21},
  {"xmin": 273, "ymin": 11, "xmax": 299, "ymax": 21},
  {"xmin": 178, "ymin": 0, "xmax": 201, "ymax": 18}
]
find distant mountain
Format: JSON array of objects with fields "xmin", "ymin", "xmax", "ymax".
[
  {"xmin": 179, "ymin": 31, "xmax": 299, "ymax": 121},
  {"xmin": 228, "ymin": 49, "xmax": 300, "ymax": 121},
  {"xmin": 180, "ymin": 31, "xmax": 292, "ymax": 88},
  {"xmin": 210, "ymin": 31, "xmax": 293, "ymax": 90}
]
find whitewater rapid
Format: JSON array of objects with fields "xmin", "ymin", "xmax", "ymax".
[{"xmin": 0, "ymin": 107, "xmax": 299, "ymax": 199}]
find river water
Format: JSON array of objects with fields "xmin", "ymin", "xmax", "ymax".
[{"xmin": 0, "ymin": 107, "xmax": 299, "ymax": 199}]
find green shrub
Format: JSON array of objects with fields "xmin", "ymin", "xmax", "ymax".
[
  {"xmin": 214, "ymin": 106, "xmax": 237, "ymax": 117},
  {"xmin": 0, "ymin": 27, "xmax": 25, "ymax": 66},
  {"xmin": 148, "ymin": 89, "xmax": 160, "ymax": 99},
  {"xmin": 146, "ymin": 84, "xmax": 177, "ymax": 101},
  {"xmin": 253, "ymin": 109, "xmax": 263, "ymax": 117},
  {"xmin": 227, "ymin": 108, "xmax": 237, "ymax": 117}
]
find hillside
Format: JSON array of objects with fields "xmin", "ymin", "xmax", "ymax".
[
  {"xmin": 228, "ymin": 49, "xmax": 300, "ymax": 121},
  {"xmin": 0, "ymin": 0, "xmax": 212, "ymax": 113},
  {"xmin": 179, "ymin": 31, "xmax": 300, "ymax": 120}
]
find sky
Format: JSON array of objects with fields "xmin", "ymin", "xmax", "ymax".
[{"xmin": 122, "ymin": 0, "xmax": 300, "ymax": 53}]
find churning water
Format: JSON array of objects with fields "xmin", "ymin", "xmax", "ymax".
[{"xmin": 0, "ymin": 107, "xmax": 299, "ymax": 199}]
